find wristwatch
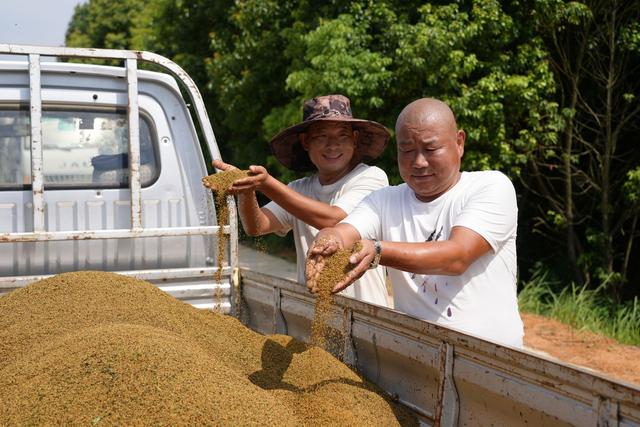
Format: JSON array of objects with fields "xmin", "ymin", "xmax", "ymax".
[{"xmin": 368, "ymin": 239, "xmax": 382, "ymax": 270}]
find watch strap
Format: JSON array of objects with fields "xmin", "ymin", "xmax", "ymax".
[{"xmin": 368, "ymin": 239, "xmax": 382, "ymax": 270}]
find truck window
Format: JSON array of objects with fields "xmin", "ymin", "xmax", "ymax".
[{"xmin": 0, "ymin": 108, "xmax": 159, "ymax": 190}]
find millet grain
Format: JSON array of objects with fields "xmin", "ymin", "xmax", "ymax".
[
  {"xmin": 202, "ymin": 168, "xmax": 250, "ymax": 309},
  {"xmin": 0, "ymin": 271, "xmax": 416, "ymax": 426}
]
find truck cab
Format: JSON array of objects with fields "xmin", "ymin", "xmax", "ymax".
[{"xmin": 0, "ymin": 49, "xmax": 234, "ymax": 310}]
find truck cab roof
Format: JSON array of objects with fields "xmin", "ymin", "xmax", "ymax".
[{"xmin": 0, "ymin": 59, "xmax": 181, "ymax": 93}]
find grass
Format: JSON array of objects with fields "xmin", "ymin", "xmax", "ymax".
[{"xmin": 518, "ymin": 270, "xmax": 640, "ymax": 346}]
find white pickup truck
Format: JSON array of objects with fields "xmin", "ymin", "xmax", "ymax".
[{"xmin": 0, "ymin": 44, "xmax": 638, "ymax": 426}]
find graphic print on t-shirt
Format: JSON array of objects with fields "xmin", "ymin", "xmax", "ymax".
[
  {"xmin": 426, "ymin": 226, "xmax": 443, "ymax": 243},
  {"xmin": 410, "ymin": 225, "xmax": 452, "ymax": 317}
]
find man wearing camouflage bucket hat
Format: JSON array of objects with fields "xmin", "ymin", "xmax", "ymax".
[{"xmin": 212, "ymin": 94, "xmax": 391, "ymax": 307}]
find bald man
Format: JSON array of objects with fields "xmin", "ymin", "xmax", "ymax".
[{"xmin": 306, "ymin": 98, "xmax": 524, "ymax": 347}]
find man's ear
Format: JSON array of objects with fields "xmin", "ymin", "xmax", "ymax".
[
  {"xmin": 352, "ymin": 129, "xmax": 360, "ymax": 146},
  {"xmin": 300, "ymin": 133, "xmax": 309, "ymax": 151},
  {"xmin": 456, "ymin": 129, "xmax": 465, "ymax": 157}
]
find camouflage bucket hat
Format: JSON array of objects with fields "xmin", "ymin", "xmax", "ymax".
[{"xmin": 269, "ymin": 94, "xmax": 391, "ymax": 172}]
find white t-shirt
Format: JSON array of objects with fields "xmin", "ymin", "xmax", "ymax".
[
  {"xmin": 343, "ymin": 171, "xmax": 523, "ymax": 347},
  {"xmin": 264, "ymin": 163, "xmax": 390, "ymax": 307}
]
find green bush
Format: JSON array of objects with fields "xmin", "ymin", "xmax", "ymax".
[{"xmin": 519, "ymin": 267, "xmax": 640, "ymax": 346}]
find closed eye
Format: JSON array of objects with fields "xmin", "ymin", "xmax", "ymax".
[{"xmin": 398, "ymin": 143, "xmax": 414, "ymax": 152}]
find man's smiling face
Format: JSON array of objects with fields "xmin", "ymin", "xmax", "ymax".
[{"xmin": 301, "ymin": 122, "xmax": 358, "ymax": 181}]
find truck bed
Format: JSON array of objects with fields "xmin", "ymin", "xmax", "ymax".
[{"xmin": 239, "ymin": 268, "xmax": 640, "ymax": 427}]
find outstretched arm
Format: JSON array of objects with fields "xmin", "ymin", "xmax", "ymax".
[
  {"xmin": 347, "ymin": 225, "xmax": 491, "ymax": 277},
  {"xmin": 213, "ymin": 159, "xmax": 346, "ymax": 232},
  {"xmin": 400, "ymin": 227, "xmax": 491, "ymax": 274},
  {"xmin": 236, "ymin": 191, "xmax": 284, "ymax": 236},
  {"xmin": 233, "ymin": 169, "xmax": 348, "ymax": 230},
  {"xmin": 308, "ymin": 225, "xmax": 491, "ymax": 294}
]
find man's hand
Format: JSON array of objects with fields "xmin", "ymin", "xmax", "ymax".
[
  {"xmin": 211, "ymin": 159, "xmax": 236, "ymax": 172},
  {"xmin": 305, "ymin": 234, "xmax": 341, "ymax": 293},
  {"xmin": 329, "ymin": 239, "xmax": 376, "ymax": 293},
  {"xmin": 228, "ymin": 165, "xmax": 269, "ymax": 193},
  {"xmin": 211, "ymin": 160, "xmax": 270, "ymax": 194},
  {"xmin": 306, "ymin": 233, "xmax": 378, "ymax": 294}
]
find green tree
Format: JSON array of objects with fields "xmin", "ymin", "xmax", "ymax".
[
  {"xmin": 129, "ymin": 0, "xmax": 235, "ymax": 162},
  {"xmin": 205, "ymin": 0, "xmax": 361, "ymax": 171},
  {"xmin": 530, "ymin": 0, "xmax": 640, "ymax": 297},
  {"xmin": 64, "ymin": 0, "xmax": 640, "ymax": 297},
  {"xmin": 65, "ymin": 0, "xmax": 148, "ymax": 54},
  {"xmin": 264, "ymin": 0, "xmax": 561, "ymax": 183}
]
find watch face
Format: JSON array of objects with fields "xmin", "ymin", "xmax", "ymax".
[{"xmin": 374, "ymin": 240, "xmax": 381, "ymax": 255}]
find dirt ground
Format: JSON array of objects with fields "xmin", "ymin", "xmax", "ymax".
[{"xmin": 522, "ymin": 312, "xmax": 640, "ymax": 385}]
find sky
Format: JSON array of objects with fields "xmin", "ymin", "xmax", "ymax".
[{"xmin": 0, "ymin": 0, "xmax": 87, "ymax": 47}]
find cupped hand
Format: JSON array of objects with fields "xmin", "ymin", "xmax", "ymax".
[
  {"xmin": 212, "ymin": 159, "xmax": 236, "ymax": 172},
  {"xmin": 203, "ymin": 159, "xmax": 239, "ymax": 189},
  {"xmin": 228, "ymin": 165, "xmax": 269, "ymax": 193},
  {"xmin": 305, "ymin": 235, "xmax": 342, "ymax": 293},
  {"xmin": 307, "ymin": 235, "xmax": 341, "ymax": 258},
  {"xmin": 305, "ymin": 253, "xmax": 324, "ymax": 294},
  {"xmin": 330, "ymin": 239, "xmax": 376, "ymax": 293}
]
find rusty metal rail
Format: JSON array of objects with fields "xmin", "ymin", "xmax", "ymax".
[
  {"xmin": 0, "ymin": 225, "xmax": 231, "ymax": 242},
  {"xmin": 28, "ymin": 54, "xmax": 45, "ymax": 232}
]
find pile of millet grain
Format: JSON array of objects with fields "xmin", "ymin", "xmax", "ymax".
[{"xmin": 0, "ymin": 271, "xmax": 416, "ymax": 426}]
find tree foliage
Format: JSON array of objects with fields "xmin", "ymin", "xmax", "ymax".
[
  {"xmin": 65, "ymin": 0, "xmax": 147, "ymax": 54},
  {"xmin": 528, "ymin": 0, "xmax": 640, "ymax": 298},
  {"xmin": 65, "ymin": 0, "xmax": 640, "ymax": 298}
]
